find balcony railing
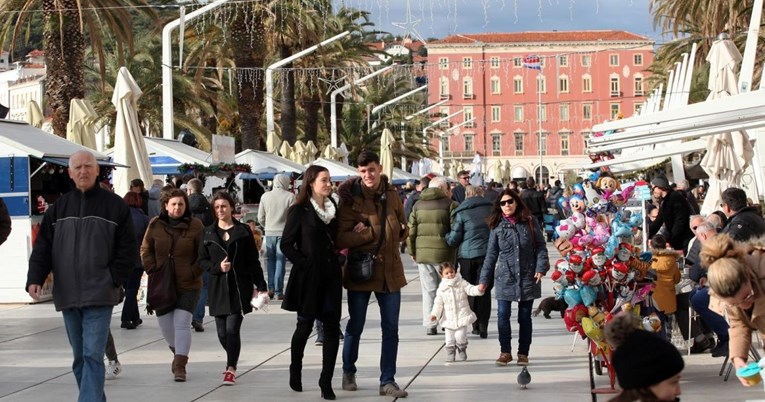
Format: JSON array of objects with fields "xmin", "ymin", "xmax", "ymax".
[
  {"xmin": 439, "ymin": 93, "xmax": 451, "ymax": 100},
  {"xmin": 610, "ymin": 90, "xmax": 622, "ymax": 97}
]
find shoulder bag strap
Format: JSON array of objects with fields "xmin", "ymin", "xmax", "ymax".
[{"xmin": 373, "ymin": 183, "xmax": 388, "ymax": 257}]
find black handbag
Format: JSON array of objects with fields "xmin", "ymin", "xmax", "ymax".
[
  {"xmin": 146, "ymin": 232, "xmax": 178, "ymax": 315},
  {"xmin": 347, "ymin": 185, "xmax": 388, "ymax": 283}
]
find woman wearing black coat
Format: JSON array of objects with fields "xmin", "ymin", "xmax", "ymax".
[
  {"xmin": 197, "ymin": 191, "xmax": 267, "ymax": 386},
  {"xmin": 281, "ymin": 165, "xmax": 342, "ymax": 400}
]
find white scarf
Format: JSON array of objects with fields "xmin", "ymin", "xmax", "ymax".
[{"xmin": 310, "ymin": 196, "xmax": 336, "ymax": 224}]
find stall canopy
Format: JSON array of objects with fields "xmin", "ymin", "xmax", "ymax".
[
  {"xmin": 392, "ymin": 168, "xmax": 420, "ymax": 185},
  {"xmin": 0, "ymin": 120, "xmax": 115, "ymax": 165},
  {"xmin": 235, "ymin": 149, "xmax": 306, "ymax": 180},
  {"xmin": 310, "ymin": 158, "xmax": 359, "ymax": 181},
  {"xmin": 579, "ymin": 139, "xmax": 707, "ymax": 173}
]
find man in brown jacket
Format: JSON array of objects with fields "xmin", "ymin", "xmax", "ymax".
[{"xmin": 336, "ymin": 151, "xmax": 409, "ymax": 398}]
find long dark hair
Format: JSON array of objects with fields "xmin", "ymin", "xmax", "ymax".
[
  {"xmin": 486, "ymin": 189, "xmax": 531, "ymax": 229},
  {"xmin": 295, "ymin": 165, "xmax": 329, "ymax": 205},
  {"xmin": 159, "ymin": 188, "xmax": 191, "ymax": 219}
]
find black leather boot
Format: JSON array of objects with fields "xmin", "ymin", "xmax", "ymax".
[
  {"xmin": 290, "ymin": 318, "xmax": 313, "ymax": 392},
  {"xmin": 319, "ymin": 319, "xmax": 340, "ymax": 400}
]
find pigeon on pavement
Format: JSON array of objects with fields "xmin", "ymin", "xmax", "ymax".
[{"xmin": 517, "ymin": 367, "xmax": 531, "ymax": 389}]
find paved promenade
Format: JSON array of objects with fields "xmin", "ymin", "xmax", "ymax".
[{"xmin": 0, "ymin": 246, "xmax": 763, "ymax": 401}]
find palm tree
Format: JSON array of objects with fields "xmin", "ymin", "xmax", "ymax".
[
  {"xmin": 84, "ymin": 33, "xmax": 216, "ymax": 150},
  {"xmin": 648, "ymin": 0, "xmax": 763, "ymax": 95},
  {"xmin": 0, "ymin": 0, "xmax": 158, "ymax": 136}
]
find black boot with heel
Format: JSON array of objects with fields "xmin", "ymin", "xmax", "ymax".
[
  {"xmin": 289, "ymin": 318, "xmax": 313, "ymax": 392},
  {"xmin": 318, "ymin": 318, "xmax": 340, "ymax": 400}
]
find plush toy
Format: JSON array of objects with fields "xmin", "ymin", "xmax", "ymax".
[{"xmin": 642, "ymin": 313, "xmax": 663, "ymax": 333}]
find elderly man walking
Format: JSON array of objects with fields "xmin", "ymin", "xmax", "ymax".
[
  {"xmin": 27, "ymin": 150, "xmax": 135, "ymax": 402},
  {"xmin": 408, "ymin": 176, "xmax": 458, "ymax": 335}
]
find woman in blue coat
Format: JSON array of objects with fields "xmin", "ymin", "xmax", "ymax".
[
  {"xmin": 197, "ymin": 191, "xmax": 267, "ymax": 386},
  {"xmin": 478, "ymin": 189, "xmax": 549, "ymax": 367}
]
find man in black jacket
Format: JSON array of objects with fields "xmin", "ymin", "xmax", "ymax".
[
  {"xmin": 0, "ymin": 197, "xmax": 10, "ymax": 246},
  {"xmin": 520, "ymin": 177, "xmax": 546, "ymax": 229},
  {"xmin": 720, "ymin": 187, "xmax": 765, "ymax": 241},
  {"xmin": 27, "ymin": 150, "xmax": 135, "ymax": 402},
  {"xmin": 648, "ymin": 176, "xmax": 694, "ymax": 253}
]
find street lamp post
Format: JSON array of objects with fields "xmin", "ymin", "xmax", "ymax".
[{"xmin": 330, "ymin": 65, "xmax": 394, "ymax": 148}]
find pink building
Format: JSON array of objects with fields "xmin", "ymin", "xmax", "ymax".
[{"xmin": 425, "ymin": 30, "xmax": 655, "ymax": 182}]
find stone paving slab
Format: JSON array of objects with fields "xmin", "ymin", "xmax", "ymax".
[{"xmin": 0, "ymin": 246, "xmax": 763, "ymax": 401}]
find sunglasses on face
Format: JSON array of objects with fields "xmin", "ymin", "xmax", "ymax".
[{"xmin": 499, "ymin": 199, "xmax": 515, "ymax": 206}]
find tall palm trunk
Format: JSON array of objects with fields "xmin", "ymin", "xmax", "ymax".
[
  {"xmin": 279, "ymin": 44, "xmax": 297, "ymax": 144},
  {"xmin": 43, "ymin": 0, "xmax": 85, "ymax": 137},
  {"xmin": 300, "ymin": 86, "xmax": 320, "ymax": 143},
  {"xmin": 231, "ymin": 5, "xmax": 266, "ymax": 151}
]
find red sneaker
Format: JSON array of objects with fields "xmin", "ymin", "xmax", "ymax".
[{"xmin": 222, "ymin": 370, "xmax": 236, "ymax": 385}]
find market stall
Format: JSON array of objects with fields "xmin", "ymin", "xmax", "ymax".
[{"xmin": 0, "ymin": 120, "xmax": 122, "ymax": 303}]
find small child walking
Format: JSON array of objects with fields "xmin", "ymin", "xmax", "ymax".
[{"xmin": 430, "ymin": 262, "xmax": 485, "ymax": 363}]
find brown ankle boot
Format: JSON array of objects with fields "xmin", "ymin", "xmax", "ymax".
[{"xmin": 172, "ymin": 355, "xmax": 189, "ymax": 382}]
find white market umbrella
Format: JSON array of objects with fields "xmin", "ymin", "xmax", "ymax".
[
  {"xmin": 26, "ymin": 100, "xmax": 43, "ymax": 128},
  {"xmin": 470, "ymin": 153, "xmax": 484, "ymax": 186},
  {"xmin": 449, "ymin": 162, "xmax": 459, "ymax": 180},
  {"xmin": 410, "ymin": 160, "xmax": 420, "ymax": 176},
  {"xmin": 419, "ymin": 157, "xmax": 433, "ymax": 176},
  {"xmin": 491, "ymin": 160, "xmax": 504, "ymax": 183},
  {"xmin": 279, "ymin": 140, "xmax": 294, "ymax": 160},
  {"xmin": 111, "ymin": 67, "xmax": 153, "ymax": 197},
  {"xmin": 322, "ymin": 144, "xmax": 338, "ymax": 160},
  {"xmin": 700, "ymin": 37, "xmax": 754, "ymax": 214},
  {"xmin": 292, "ymin": 140, "xmax": 308, "ymax": 164},
  {"xmin": 66, "ymin": 99, "xmax": 98, "ymax": 150},
  {"xmin": 266, "ymin": 131, "xmax": 281, "ymax": 154},
  {"xmin": 380, "ymin": 128, "xmax": 395, "ymax": 180},
  {"xmin": 337, "ymin": 143, "xmax": 350, "ymax": 165},
  {"xmin": 503, "ymin": 160, "xmax": 512, "ymax": 181},
  {"xmin": 305, "ymin": 140, "xmax": 319, "ymax": 163}
]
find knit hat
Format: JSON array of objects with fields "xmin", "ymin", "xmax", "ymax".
[
  {"xmin": 650, "ymin": 176, "xmax": 670, "ymax": 190},
  {"xmin": 612, "ymin": 328, "xmax": 684, "ymax": 389}
]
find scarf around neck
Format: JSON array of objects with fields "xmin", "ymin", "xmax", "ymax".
[{"xmin": 310, "ymin": 196, "xmax": 336, "ymax": 224}]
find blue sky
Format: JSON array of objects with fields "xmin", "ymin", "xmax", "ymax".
[{"xmin": 336, "ymin": 0, "xmax": 662, "ymax": 41}]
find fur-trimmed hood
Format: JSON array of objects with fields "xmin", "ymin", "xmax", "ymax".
[{"xmin": 651, "ymin": 248, "xmax": 682, "ymax": 258}]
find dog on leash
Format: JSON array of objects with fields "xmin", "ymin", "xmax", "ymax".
[{"xmin": 533, "ymin": 296, "xmax": 567, "ymax": 319}]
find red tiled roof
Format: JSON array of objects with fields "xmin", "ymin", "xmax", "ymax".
[
  {"xmin": 431, "ymin": 30, "xmax": 652, "ymax": 45},
  {"xmin": 27, "ymin": 49, "xmax": 44, "ymax": 57}
]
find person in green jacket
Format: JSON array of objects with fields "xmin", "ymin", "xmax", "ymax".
[{"xmin": 408, "ymin": 176, "xmax": 458, "ymax": 335}]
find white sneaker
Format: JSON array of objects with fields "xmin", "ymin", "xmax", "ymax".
[{"xmin": 105, "ymin": 360, "xmax": 121, "ymax": 380}]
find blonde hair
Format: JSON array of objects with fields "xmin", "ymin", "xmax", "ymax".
[
  {"xmin": 700, "ymin": 233, "xmax": 755, "ymax": 298},
  {"xmin": 465, "ymin": 185, "xmax": 482, "ymax": 198}
]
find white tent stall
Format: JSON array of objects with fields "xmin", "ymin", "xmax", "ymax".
[{"xmin": 0, "ymin": 120, "xmax": 122, "ymax": 303}]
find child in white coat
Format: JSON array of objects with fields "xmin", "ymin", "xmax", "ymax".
[{"xmin": 430, "ymin": 262, "xmax": 485, "ymax": 362}]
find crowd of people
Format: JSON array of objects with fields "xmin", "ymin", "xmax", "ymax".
[{"xmin": 15, "ymin": 148, "xmax": 765, "ymax": 401}]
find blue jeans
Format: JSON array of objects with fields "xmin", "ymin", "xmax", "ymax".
[
  {"xmin": 343, "ymin": 290, "xmax": 401, "ymax": 385},
  {"xmin": 62, "ymin": 306, "xmax": 113, "ymax": 402},
  {"xmin": 193, "ymin": 271, "xmax": 209, "ymax": 322},
  {"xmin": 497, "ymin": 299, "xmax": 534, "ymax": 355},
  {"xmin": 266, "ymin": 236, "xmax": 286, "ymax": 296},
  {"xmin": 690, "ymin": 287, "xmax": 729, "ymax": 342}
]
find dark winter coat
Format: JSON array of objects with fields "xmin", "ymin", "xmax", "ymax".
[
  {"xmin": 188, "ymin": 193, "xmax": 214, "ymax": 226},
  {"xmin": 0, "ymin": 197, "xmax": 10, "ymax": 246},
  {"xmin": 198, "ymin": 220, "xmax": 267, "ymax": 316},
  {"xmin": 480, "ymin": 217, "xmax": 549, "ymax": 302},
  {"xmin": 129, "ymin": 207, "xmax": 150, "ymax": 269},
  {"xmin": 451, "ymin": 184, "xmax": 466, "ymax": 204},
  {"xmin": 141, "ymin": 216, "xmax": 204, "ymax": 291},
  {"xmin": 445, "ymin": 196, "xmax": 492, "ymax": 259},
  {"xmin": 520, "ymin": 188, "xmax": 546, "ymax": 221},
  {"xmin": 27, "ymin": 186, "xmax": 135, "ymax": 311},
  {"xmin": 280, "ymin": 202, "xmax": 342, "ymax": 317},
  {"xmin": 723, "ymin": 206, "xmax": 765, "ymax": 242},
  {"xmin": 648, "ymin": 189, "xmax": 694, "ymax": 252},
  {"xmin": 336, "ymin": 176, "xmax": 409, "ymax": 293}
]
